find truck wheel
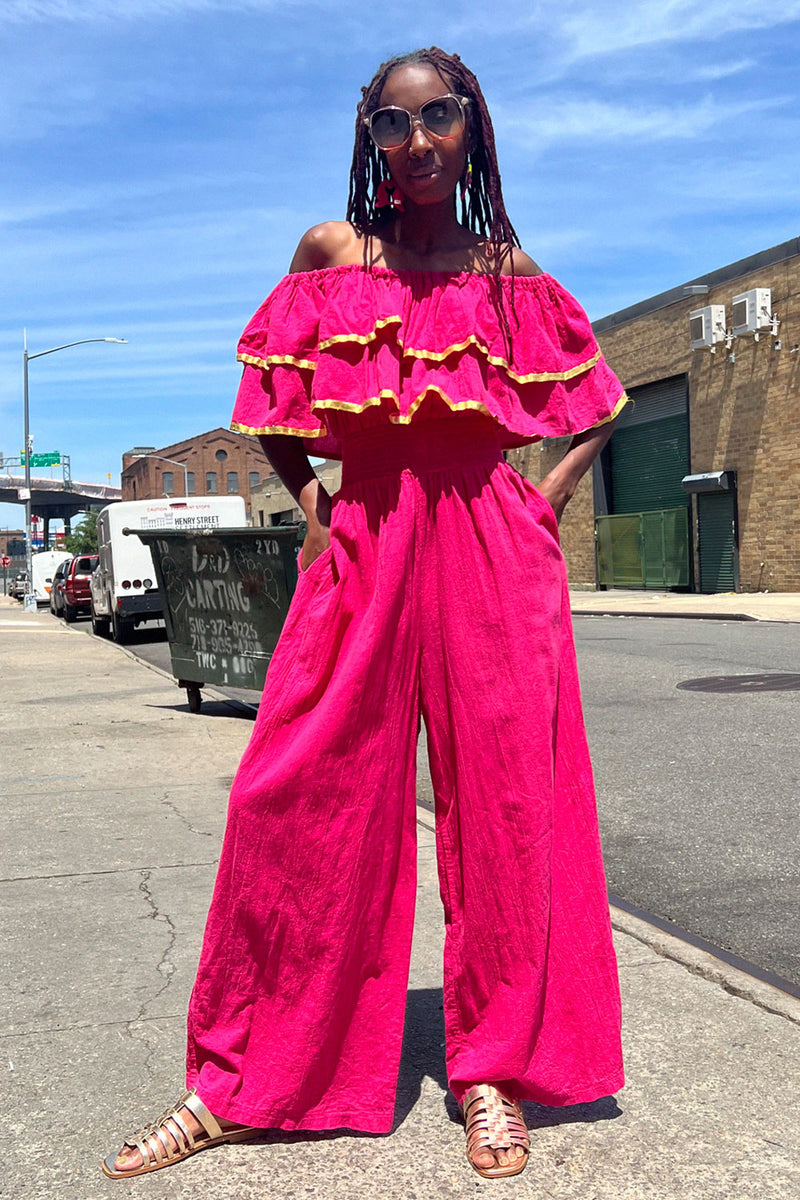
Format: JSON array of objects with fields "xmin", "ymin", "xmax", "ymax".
[
  {"xmin": 91, "ymin": 607, "xmax": 110, "ymax": 637},
  {"xmin": 187, "ymin": 685, "xmax": 203, "ymax": 714},
  {"xmin": 111, "ymin": 608, "xmax": 133, "ymax": 644},
  {"xmin": 63, "ymin": 602, "xmax": 77, "ymax": 623}
]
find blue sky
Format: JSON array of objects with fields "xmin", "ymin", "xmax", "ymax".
[{"xmin": 1, "ymin": 0, "xmax": 799, "ymax": 529}]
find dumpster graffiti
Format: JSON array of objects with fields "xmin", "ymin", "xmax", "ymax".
[{"xmin": 135, "ymin": 526, "xmax": 301, "ymax": 708}]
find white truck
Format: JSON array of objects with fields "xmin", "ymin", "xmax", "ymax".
[
  {"xmin": 90, "ymin": 496, "xmax": 247, "ymax": 642},
  {"xmin": 31, "ymin": 549, "xmax": 72, "ymax": 605}
]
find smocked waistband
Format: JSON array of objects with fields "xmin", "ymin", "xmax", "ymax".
[{"xmin": 339, "ymin": 417, "xmax": 503, "ymax": 484}]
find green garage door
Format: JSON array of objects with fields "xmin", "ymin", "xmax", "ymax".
[
  {"xmin": 610, "ymin": 375, "xmax": 690, "ymax": 514},
  {"xmin": 611, "ymin": 412, "xmax": 689, "ymax": 513},
  {"xmin": 697, "ymin": 491, "xmax": 737, "ymax": 593},
  {"xmin": 602, "ymin": 375, "xmax": 691, "ymax": 589}
]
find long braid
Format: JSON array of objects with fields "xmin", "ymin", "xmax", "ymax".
[{"xmin": 346, "ymin": 47, "xmax": 521, "ymax": 354}]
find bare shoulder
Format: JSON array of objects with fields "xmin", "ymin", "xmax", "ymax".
[
  {"xmin": 505, "ymin": 246, "xmax": 542, "ymax": 277},
  {"xmin": 289, "ymin": 222, "xmax": 361, "ymax": 273}
]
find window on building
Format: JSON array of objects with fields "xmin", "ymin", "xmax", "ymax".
[
  {"xmin": 162, "ymin": 471, "xmax": 174, "ymax": 494},
  {"xmin": 249, "ymin": 471, "xmax": 259, "ymax": 491},
  {"xmin": 206, "ymin": 472, "xmax": 218, "ymax": 493},
  {"xmin": 186, "ymin": 471, "xmax": 195, "ymax": 494},
  {"xmin": 227, "ymin": 471, "xmax": 239, "ymax": 493},
  {"xmin": 215, "ymin": 448, "xmax": 228, "ymax": 462},
  {"xmin": 258, "ymin": 510, "xmax": 264, "ymax": 527}
]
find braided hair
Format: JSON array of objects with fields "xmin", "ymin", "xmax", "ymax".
[{"xmin": 347, "ymin": 47, "xmax": 521, "ymax": 351}]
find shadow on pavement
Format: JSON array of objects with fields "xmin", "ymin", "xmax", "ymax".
[{"xmin": 145, "ymin": 699, "xmax": 258, "ymax": 720}]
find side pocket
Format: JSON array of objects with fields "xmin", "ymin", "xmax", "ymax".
[
  {"xmin": 297, "ymin": 543, "xmax": 335, "ymax": 579},
  {"xmin": 504, "ymin": 464, "xmax": 560, "ymax": 539}
]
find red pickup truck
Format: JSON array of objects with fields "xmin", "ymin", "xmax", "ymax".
[{"xmin": 59, "ymin": 554, "xmax": 99, "ymax": 622}]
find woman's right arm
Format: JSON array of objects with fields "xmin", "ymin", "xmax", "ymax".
[{"xmin": 258, "ymin": 435, "xmax": 332, "ymax": 570}]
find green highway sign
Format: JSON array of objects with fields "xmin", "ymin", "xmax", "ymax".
[{"xmin": 20, "ymin": 451, "xmax": 61, "ymax": 467}]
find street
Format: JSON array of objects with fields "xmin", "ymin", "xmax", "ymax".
[
  {"xmin": 74, "ymin": 610, "xmax": 800, "ymax": 988},
  {"xmin": 576, "ymin": 615, "xmax": 800, "ymax": 987}
]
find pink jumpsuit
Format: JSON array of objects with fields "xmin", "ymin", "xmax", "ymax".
[{"xmin": 186, "ymin": 266, "xmax": 629, "ymax": 1131}]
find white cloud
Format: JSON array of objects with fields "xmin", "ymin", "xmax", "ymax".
[
  {"xmin": 691, "ymin": 58, "xmax": 755, "ymax": 82},
  {"xmin": 497, "ymin": 93, "xmax": 784, "ymax": 150},
  {"xmin": 559, "ymin": 0, "xmax": 800, "ymax": 61},
  {"xmin": 0, "ymin": 0, "xmax": 281, "ymax": 24}
]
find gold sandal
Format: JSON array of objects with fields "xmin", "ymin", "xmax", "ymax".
[
  {"xmin": 462, "ymin": 1084, "xmax": 530, "ymax": 1179},
  {"xmin": 101, "ymin": 1088, "xmax": 257, "ymax": 1179}
]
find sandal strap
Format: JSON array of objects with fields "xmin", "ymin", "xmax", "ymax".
[
  {"xmin": 182, "ymin": 1089, "xmax": 225, "ymax": 1140},
  {"xmin": 463, "ymin": 1085, "xmax": 530, "ymax": 1156},
  {"xmin": 123, "ymin": 1089, "xmax": 221, "ymax": 1167}
]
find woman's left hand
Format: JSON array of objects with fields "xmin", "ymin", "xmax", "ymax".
[{"xmin": 537, "ymin": 417, "xmax": 620, "ymax": 523}]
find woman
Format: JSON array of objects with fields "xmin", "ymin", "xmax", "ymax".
[{"xmin": 103, "ymin": 47, "xmax": 627, "ymax": 1182}]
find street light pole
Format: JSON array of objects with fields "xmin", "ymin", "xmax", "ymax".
[
  {"xmin": 143, "ymin": 454, "xmax": 189, "ymax": 497},
  {"xmin": 22, "ymin": 333, "xmax": 127, "ymax": 599}
]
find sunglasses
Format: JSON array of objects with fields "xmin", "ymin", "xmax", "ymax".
[{"xmin": 365, "ymin": 93, "xmax": 469, "ymax": 151}]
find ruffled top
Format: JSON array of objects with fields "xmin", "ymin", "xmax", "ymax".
[{"xmin": 231, "ymin": 265, "xmax": 629, "ymax": 458}]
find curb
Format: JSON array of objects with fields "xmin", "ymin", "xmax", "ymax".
[
  {"xmin": 610, "ymin": 904, "xmax": 800, "ymax": 1026},
  {"xmin": 572, "ymin": 609, "xmax": 758, "ymax": 622}
]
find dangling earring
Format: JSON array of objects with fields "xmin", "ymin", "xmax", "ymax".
[
  {"xmin": 460, "ymin": 160, "xmax": 473, "ymax": 202},
  {"xmin": 375, "ymin": 178, "xmax": 405, "ymax": 212}
]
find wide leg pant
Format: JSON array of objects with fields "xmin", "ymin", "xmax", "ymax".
[{"xmin": 186, "ymin": 416, "xmax": 623, "ymax": 1132}]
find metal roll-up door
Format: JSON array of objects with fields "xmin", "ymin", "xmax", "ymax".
[
  {"xmin": 610, "ymin": 375, "xmax": 690, "ymax": 514},
  {"xmin": 611, "ymin": 412, "xmax": 690, "ymax": 513},
  {"xmin": 697, "ymin": 491, "xmax": 737, "ymax": 592}
]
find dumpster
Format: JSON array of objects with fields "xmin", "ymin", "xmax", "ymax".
[{"xmin": 131, "ymin": 525, "xmax": 303, "ymax": 711}]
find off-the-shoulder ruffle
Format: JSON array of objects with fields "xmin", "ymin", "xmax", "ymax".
[{"xmin": 231, "ymin": 265, "xmax": 629, "ymax": 457}]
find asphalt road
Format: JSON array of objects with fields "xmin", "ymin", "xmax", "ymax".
[
  {"xmin": 75, "ymin": 612, "xmax": 800, "ymax": 986},
  {"xmin": 575, "ymin": 615, "xmax": 800, "ymax": 988}
]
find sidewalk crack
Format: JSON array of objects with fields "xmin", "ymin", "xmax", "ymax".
[
  {"xmin": 160, "ymin": 795, "xmax": 214, "ymax": 839},
  {"xmin": 125, "ymin": 869, "xmax": 179, "ymax": 1075},
  {"xmin": 136, "ymin": 869, "xmax": 178, "ymax": 1014}
]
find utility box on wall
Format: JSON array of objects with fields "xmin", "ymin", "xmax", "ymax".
[
  {"xmin": 689, "ymin": 305, "xmax": 726, "ymax": 350},
  {"xmin": 731, "ymin": 288, "xmax": 772, "ymax": 337}
]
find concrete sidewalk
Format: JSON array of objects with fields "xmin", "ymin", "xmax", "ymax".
[{"xmin": 2, "ymin": 594, "xmax": 799, "ymax": 1200}]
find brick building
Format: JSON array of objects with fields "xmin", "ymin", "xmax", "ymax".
[
  {"xmin": 509, "ymin": 237, "xmax": 800, "ymax": 593},
  {"xmin": 121, "ymin": 428, "xmax": 270, "ymax": 521},
  {"xmin": 0, "ymin": 529, "xmax": 26, "ymax": 563}
]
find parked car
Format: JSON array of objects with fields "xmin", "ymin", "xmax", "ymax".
[
  {"xmin": 49, "ymin": 559, "xmax": 70, "ymax": 615},
  {"xmin": 10, "ymin": 572, "xmax": 29, "ymax": 600},
  {"xmin": 59, "ymin": 553, "xmax": 99, "ymax": 622}
]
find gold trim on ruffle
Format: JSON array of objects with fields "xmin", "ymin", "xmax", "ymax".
[
  {"xmin": 586, "ymin": 390, "xmax": 631, "ymax": 429},
  {"xmin": 317, "ymin": 315, "xmax": 402, "ymax": 351},
  {"xmin": 238, "ymin": 351, "xmax": 317, "ymax": 372},
  {"xmin": 310, "ymin": 394, "xmax": 386, "ymax": 414},
  {"xmin": 310, "ymin": 387, "xmax": 494, "ymax": 425},
  {"xmin": 310, "ymin": 385, "xmax": 630, "ymax": 436},
  {"xmin": 402, "ymin": 339, "xmax": 602, "ymax": 384},
  {"xmin": 230, "ymin": 419, "xmax": 329, "ymax": 438},
  {"xmin": 238, "ymin": 334, "xmax": 603, "ymax": 384},
  {"xmin": 388, "ymin": 388, "xmax": 493, "ymax": 424}
]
